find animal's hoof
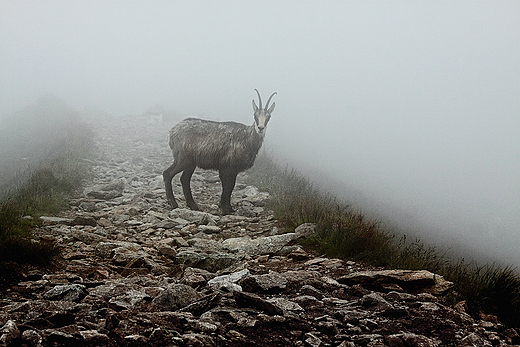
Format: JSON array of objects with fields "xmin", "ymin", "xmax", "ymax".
[
  {"xmin": 187, "ymin": 203, "xmax": 200, "ymax": 211},
  {"xmin": 168, "ymin": 200, "xmax": 179, "ymax": 209},
  {"xmin": 221, "ymin": 206, "xmax": 235, "ymax": 215}
]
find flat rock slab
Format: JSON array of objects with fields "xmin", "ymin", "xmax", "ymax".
[
  {"xmin": 221, "ymin": 233, "xmax": 299, "ymax": 256},
  {"xmin": 240, "ymin": 272, "xmax": 288, "ymax": 294},
  {"xmin": 39, "ymin": 216, "xmax": 73, "ymax": 225},
  {"xmin": 168, "ymin": 208, "xmax": 219, "ymax": 225},
  {"xmin": 338, "ymin": 269, "xmax": 453, "ymax": 295}
]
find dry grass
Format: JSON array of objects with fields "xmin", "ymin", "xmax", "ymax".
[
  {"xmin": 247, "ymin": 152, "xmax": 520, "ymax": 327},
  {"xmin": 0, "ymin": 97, "xmax": 95, "ymax": 286}
]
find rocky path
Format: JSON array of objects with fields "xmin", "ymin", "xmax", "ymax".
[{"xmin": 1, "ymin": 115, "xmax": 518, "ymax": 346}]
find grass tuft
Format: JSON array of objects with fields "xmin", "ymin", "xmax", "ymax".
[{"xmin": 0, "ymin": 97, "xmax": 95, "ymax": 287}]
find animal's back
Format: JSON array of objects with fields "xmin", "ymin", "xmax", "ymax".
[{"xmin": 169, "ymin": 118, "xmax": 262, "ymax": 171}]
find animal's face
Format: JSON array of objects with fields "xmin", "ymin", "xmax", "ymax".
[
  {"xmin": 252, "ymin": 90, "xmax": 276, "ymax": 135},
  {"xmin": 253, "ymin": 108, "xmax": 272, "ymax": 135}
]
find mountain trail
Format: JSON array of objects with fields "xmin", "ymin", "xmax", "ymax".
[{"xmin": 0, "ymin": 115, "xmax": 514, "ymax": 346}]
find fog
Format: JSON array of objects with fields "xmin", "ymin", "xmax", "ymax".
[{"xmin": 2, "ymin": 2, "xmax": 520, "ymax": 265}]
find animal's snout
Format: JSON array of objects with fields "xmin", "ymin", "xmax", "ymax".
[{"xmin": 255, "ymin": 124, "xmax": 266, "ymax": 135}]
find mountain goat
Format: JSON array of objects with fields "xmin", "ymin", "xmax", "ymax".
[{"xmin": 163, "ymin": 89, "xmax": 276, "ymax": 214}]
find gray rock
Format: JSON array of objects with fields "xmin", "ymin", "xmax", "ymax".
[
  {"xmin": 108, "ymin": 289, "xmax": 150, "ymax": 310},
  {"xmin": 176, "ymin": 250, "xmax": 243, "ymax": 272},
  {"xmin": 180, "ymin": 333, "xmax": 214, "ymax": 347},
  {"xmin": 0, "ymin": 320, "xmax": 20, "ymax": 346},
  {"xmin": 295, "ymin": 223, "xmax": 317, "ymax": 237},
  {"xmin": 267, "ymin": 298, "xmax": 304, "ymax": 314},
  {"xmin": 44, "ymin": 330, "xmax": 78, "ymax": 345},
  {"xmin": 43, "ymin": 284, "xmax": 88, "ymax": 302},
  {"xmin": 460, "ymin": 333, "xmax": 492, "ymax": 347},
  {"xmin": 219, "ymin": 214, "xmax": 248, "ymax": 224},
  {"xmin": 172, "ymin": 236, "xmax": 190, "ymax": 247},
  {"xmin": 153, "ymin": 284, "xmax": 201, "ymax": 310},
  {"xmin": 155, "ymin": 220, "xmax": 176, "ymax": 229},
  {"xmin": 70, "ymin": 230, "xmax": 105, "ymax": 243},
  {"xmin": 386, "ymin": 332, "xmax": 442, "ymax": 347},
  {"xmin": 293, "ymin": 295, "xmax": 323, "ymax": 307},
  {"xmin": 338, "ymin": 269, "xmax": 454, "ymax": 295},
  {"xmin": 221, "ymin": 233, "xmax": 299, "ymax": 256},
  {"xmin": 95, "ymin": 241, "xmax": 121, "ymax": 258},
  {"xmin": 304, "ymin": 332, "xmax": 322, "ymax": 347},
  {"xmin": 79, "ymin": 330, "xmax": 109, "ymax": 345},
  {"xmin": 188, "ymin": 238, "xmax": 222, "ymax": 252},
  {"xmin": 337, "ymin": 342, "xmax": 355, "ymax": 347},
  {"xmin": 179, "ymin": 293, "xmax": 222, "ymax": 316},
  {"xmin": 70, "ymin": 215, "xmax": 97, "ymax": 227},
  {"xmin": 39, "ymin": 216, "xmax": 73, "ymax": 225},
  {"xmin": 87, "ymin": 190, "xmax": 123, "ymax": 200},
  {"xmin": 301, "ymin": 284, "xmax": 323, "ymax": 299},
  {"xmin": 171, "ymin": 217, "xmax": 190, "ymax": 227},
  {"xmin": 107, "ymin": 242, "xmax": 149, "ymax": 266},
  {"xmin": 21, "ymin": 329, "xmax": 42, "ymax": 347},
  {"xmin": 240, "ymin": 271, "xmax": 287, "ymax": 293},
  {"xmin": 180, "ymin": 267, "xmax": 215, "ymax": 287},
  {"xmin": 198, "ymin": 225, "xmax": 221, "ymax": 234},
  {"xmin": 234, "ymin": 291, "xmax": 283, "ymax": 316},
  {"xmin": 352, "ymin": 334, "xmax": 384, "ymax": 346},
  {"xmin": 208, "ymin": 269, "xmax": 250, "ymax": 292},
  {"xmin": 157, "ymin": 244, "xmax": 177, "ymax": 258},
  {"xmin": 99, "ymin": 180, "xmax": 125, "ymax": 192},
  {"xmin": 89, "ymin": 281, "xmax": 149, "ymax": 305},
  {"xmin": 361, "ymin": 293, "xmax": 392, "ymax": 310},
  {"xmin": 169, "ymin": 209, "xmax": 219, "ymax": 225}
]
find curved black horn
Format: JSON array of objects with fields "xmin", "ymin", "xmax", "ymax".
[
  {"xmin": 254, "ymin": 89, "xmax": 262, "ymax": 110},
  {"xmin": 265, "ymin": 92, "xmax": 277, "ymax": 110}
]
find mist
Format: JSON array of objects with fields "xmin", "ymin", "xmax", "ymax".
[{"xmin": 2, "ymin": 2, "xmax": 520, "ymax": 265}]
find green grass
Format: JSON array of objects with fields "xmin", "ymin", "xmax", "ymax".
[
  {"xmin": 247, "ymin": 152, "xmax": 520, "ymax": 328},
  {"xmin": 0, "ymin": 97, "xmax": 95, "ymax": 286},
  {"xmin": 0, "ymin": 150, "xmax": 94, "ymax": 260}
]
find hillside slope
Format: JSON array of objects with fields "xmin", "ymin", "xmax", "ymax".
[{"xmin": 0, "ymin": 115, "xmax": 516, "ymax": 346}]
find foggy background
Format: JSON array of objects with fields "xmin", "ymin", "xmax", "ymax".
[{"xmin": 1, "ymin": 2, "xmax": 519, "ymax": 265}]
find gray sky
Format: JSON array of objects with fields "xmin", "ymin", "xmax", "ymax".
[{"xmin": 2, "ymin": 1, "xmax": 520, "ymax": 264}]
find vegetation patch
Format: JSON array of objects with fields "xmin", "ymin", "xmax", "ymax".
[
  {"xmin": 0, "ymin": 97, "xmax": 95, "ymax": 286},
  {"xmin": 247, "ymin": 152, "xmax": 520, "ymax": 327}
]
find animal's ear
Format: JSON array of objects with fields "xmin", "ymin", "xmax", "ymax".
[
  {"xmin": 252, "ymin": 100, "xmax": 259, "ymax": 112},
  {"xmin": 267, "ymin": 102, "xmax": 275, "ymax": 114}
]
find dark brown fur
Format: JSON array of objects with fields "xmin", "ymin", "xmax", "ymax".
[{"xmin": 163, "ymin": 91, "xmax": 275, "ymax": 214}]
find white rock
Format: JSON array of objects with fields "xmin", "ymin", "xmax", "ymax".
[
  {"xmin": 221, "ymin": 233, "xmax": 298, "ymax": 256},
  {"xmin": 208, "ymin": 269, "xmax": 250, "ymax": 292}
]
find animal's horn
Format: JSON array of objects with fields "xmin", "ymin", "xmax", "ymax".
[
  {"xmin": 254, "ymin": 89, "xmax": 262, "ymax": 110},
  {"xmin": 265, "ymin": 92, "xmax": 277, "ymax": 110}
]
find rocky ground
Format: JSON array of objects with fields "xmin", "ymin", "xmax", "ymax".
[{"xmin": 1, "ymin": 114, "xmax": 519, "ymax": 347}]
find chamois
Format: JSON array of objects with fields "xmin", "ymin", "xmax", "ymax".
[{"xmin": 163, "ymin": 90, "xmax": 276, "ymax": 214}]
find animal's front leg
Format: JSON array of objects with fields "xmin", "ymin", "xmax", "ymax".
[{"xmin": 219, "ymin": 170, "xmax": 237, "ymax": 214}]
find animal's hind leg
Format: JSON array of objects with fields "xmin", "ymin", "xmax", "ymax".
[
  {"xmin": 180, "ymin": 164, "xmax": 199, "ymax": 211},
  {"xmin": 163, "ymin": 161, "xmax": 183, "ymax": 208}
]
